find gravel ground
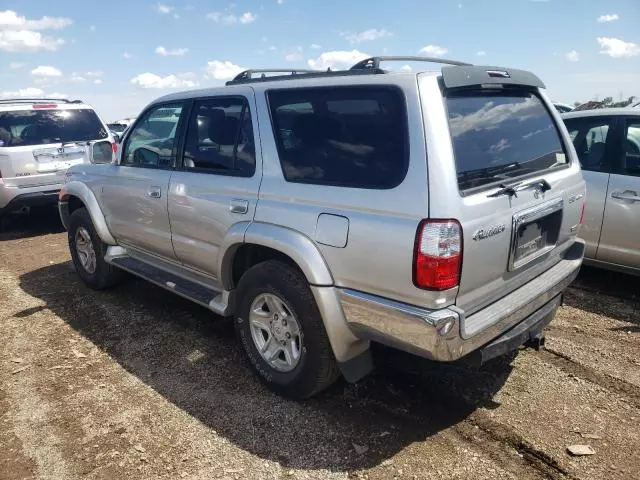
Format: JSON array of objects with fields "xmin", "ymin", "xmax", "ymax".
[{"xmin": 1, "ymin": 210, "xmax": 639, "ymax": 480}]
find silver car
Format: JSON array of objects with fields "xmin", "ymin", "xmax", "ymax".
[
  {"xmin": 562, "ymin": 108, "xmax": 640, "ymax": 275},
  {"xmin": 0, "ymin": 98, "xmax": 114, "ymax": 223},
  {"xmin": 59, "ymin": 56, "xmax": 586, "ymax": 399}
]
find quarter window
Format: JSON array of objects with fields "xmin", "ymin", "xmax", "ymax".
[
  {"xmin": 122, "ymin": 103, "xmax": 183, "ymax": 168},
  {"xmin": 182, "ymin": 97, "xmax": 255, "ymax": 177},
  {"xmin": 268, "ymin": 86, "xmax": 408, "ymax": 189}
]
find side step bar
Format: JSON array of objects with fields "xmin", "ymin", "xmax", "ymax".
[{"xmin": 106, "ymin": 255, "xmax": 233, "ymax": 316}]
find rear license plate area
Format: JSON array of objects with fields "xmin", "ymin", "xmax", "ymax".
[{"xmin": 509, "ymin": 199, "xmax": 563, "ymax": 271}]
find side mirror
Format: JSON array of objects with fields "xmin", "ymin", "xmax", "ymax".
[{"xmin": 91, "ymin": 140, "xmax": 114, "ymax": 164}]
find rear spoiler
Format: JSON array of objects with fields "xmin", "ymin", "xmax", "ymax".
[{"xmin": 442, "ymin": 65, "xmax": 545, "ymax": 90}]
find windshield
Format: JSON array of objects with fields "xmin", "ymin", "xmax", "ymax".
[
  {"xmin": 446, "ymin": 91, "xmax": 567, "ymax": 191},
  {"xmin": 0, "ymin": 109, "xmax": 108, "ymax": 147}
]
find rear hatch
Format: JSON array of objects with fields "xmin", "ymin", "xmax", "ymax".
[
  {"xmin": 0, "ymin": 107, "xmax": 108, "ymax": 188},
  {"xmin": 422, "ymin": 67, "xmax": 585, "ymax": 318}
]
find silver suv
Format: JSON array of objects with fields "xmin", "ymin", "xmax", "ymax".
[
  {"xmin": 0, "ymin": 98, "xmax": 113, "ymax": 223},
  {"xmin": 59, "ymin": 56, "xmax": 586, "ymax": 399}
]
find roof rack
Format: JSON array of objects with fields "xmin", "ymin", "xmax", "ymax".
[
  {"xmin": 231, "ymin": 69, "xmax": 319, "ymax": 82},
  {"xmin": 0, "ymin": 98, "xmax": 82, "ymax": 105},
  {"xmin": 350, "ymin": 56, "xmax": 472, "ymax": 71}
]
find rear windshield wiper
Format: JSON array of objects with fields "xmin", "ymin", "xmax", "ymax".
[{"xmin": 488, "ymin": 178, "xmax": 552, "ymax": 198}]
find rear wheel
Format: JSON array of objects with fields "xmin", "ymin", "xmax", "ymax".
[
  {"xmin": 68, "ymin": 207, "xmax": 122, "ymax": 290},
  {"xmin": 234, "ymin": 260, "xmax": 339, "ymax": 399}
]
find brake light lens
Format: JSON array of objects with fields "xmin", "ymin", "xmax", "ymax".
[
  {"xmin": 32, "ymin": 104, "xmax": 58, "ymax": 109},
  {"xmin": 579, "ymin": 201, "xmax": 586, "ymax": 225},
  {"xmin": 111, "ymin": 142, "xmax": 117, "ymax": 153},
  {"xmin": 414, "ymin": 219, "xmax": 462, "ymax": 290}
]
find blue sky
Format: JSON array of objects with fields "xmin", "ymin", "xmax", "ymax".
[{"xmin": 1, "ymin": 0, "xmax": 639, "ymax": 121}]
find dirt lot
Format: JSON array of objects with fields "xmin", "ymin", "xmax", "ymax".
[{"xmin": 1, "ymin": 211, "xmax": 639, "ymax": 480}]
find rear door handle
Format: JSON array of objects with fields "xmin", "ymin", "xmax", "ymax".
[
  {"xmin": 147, "ymin": 186, "xmax": 162, "ymax": 198},
  {"xmin": 229, "ymin": 198, "xmax": 249, "ymax": 214},
  {"xmin": 611, "ymin": 190, "xmax": 640, "ymax": 203}
]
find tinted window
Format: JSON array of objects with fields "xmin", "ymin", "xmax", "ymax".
[
  {"xmin": 268, "ymin": 86, "xmax": 407, "ymax": 189},
  {"xmin": 625, "ymin": 121, "xmax": 640, "ymax": 176},
  {"xmin": 182, "ymin": 97, "xmax": 255, "ymax": 176},
  {"xmin": 564, "ymin": 118, "xmax": 612, "ymax": 173},
  {"xmin": 446, "ymin": 92, "xmax": 567, "ymax": 191},
  {"xmin": 122, "ymin": 103, "xmax": 183, "ymax": 168},
  {"xmin": 0, "ymin": 109, "xmax": 107, "ymax": 147}
]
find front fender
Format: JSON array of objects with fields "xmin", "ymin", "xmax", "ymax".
[
  {"xmin": 218, "ymin": 222, "xmax": 334, "ymax": 291},
  {"xmin": 58, "ymin": 181, "xmax": 116, "ymax": 245}
]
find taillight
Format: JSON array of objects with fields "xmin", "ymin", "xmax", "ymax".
[
  {"xmin": 414, "ymin": 219, "xmax": 462, "ymax": 290},
  {"xmin": 111, "ymin": 142, "xmax": 117, "ymax": 153},
  {"xmin": 32, "ymin": 104, "xmax": 58, "ymax": 109},
  {"xmin": 579, "ymin": 200, "xmax": 586, "ymax": 225}
]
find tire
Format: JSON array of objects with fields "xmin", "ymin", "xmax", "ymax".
[
  {"xmin": 68, "ymin": 207, "xmax": 122, "ymax": 290},
  {"xmin": 235, "ymin": 260, "xmax": 340, "ymax": 399}
]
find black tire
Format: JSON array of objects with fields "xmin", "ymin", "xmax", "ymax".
[
  {"xmin": 235, "ymin": 260, "xmax": 340, "ymax": 399},
  {"xmin": 68, "ymin": 207, "xmax": 122, "ymax": 290}
]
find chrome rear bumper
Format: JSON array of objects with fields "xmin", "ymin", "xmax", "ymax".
[{"xmin": 339, "ymin": 240, "xmax": 584, "ymax": 362}]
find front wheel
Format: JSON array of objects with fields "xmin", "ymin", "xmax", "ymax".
[
  {"xmin": 68, "ymin": 207, "xmax": 122, "ymax": 290},
  {"xmin": 235, "ymin": 260, "xmax": 339, "ymax": 399}
]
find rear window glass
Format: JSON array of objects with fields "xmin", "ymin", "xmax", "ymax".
[
  {"xmin": 268, "ymin": 86, "xmax": 408, "ymax": 189},
  {"xmin": 446, "ymin": 92, "xmax": 567, "ymax": 191},
  {"xmin": 0, "ymin": 109, "xmax": 108, "ymax": 147}
]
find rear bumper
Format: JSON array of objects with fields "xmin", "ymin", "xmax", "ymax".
[
  {"xmin": 0, "ymin": 185, "xmax": 61, "ymax": 214},
  {"xmin": 339, "ymin": 239, "xmax": 584, "ymax": 363}
]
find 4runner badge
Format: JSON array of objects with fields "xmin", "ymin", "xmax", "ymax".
[{"xmin": 472, "ymin": 224, "xmax": 506, "ymax": 241}]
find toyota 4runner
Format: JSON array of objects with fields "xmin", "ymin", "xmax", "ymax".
[{"xmin": 59, "ymin": 56, "xmax": 586, "ymax": 399}]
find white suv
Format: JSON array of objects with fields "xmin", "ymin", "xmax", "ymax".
[{"xmin": 0, "ymin": 98, "xmax": 113, "ymax": 222}]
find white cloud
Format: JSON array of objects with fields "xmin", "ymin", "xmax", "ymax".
[
  {"xmin": 268, "ymin": 45, "xmax": 277, "ymax": 52},
  {"xmin": 239, "ymin": 12, "xmax": 257, "ymax": 24},
  {"xmin": 565, "ymin": 50, "xmax": 580, "ymax": 62},
  {"xmin": 204, "ymin": 60, "xmax": 244, "ymax": 80},
  {"xmin": 123, "ymin": 51, "xmax": 133, "ymax": 59},
  {"xmin": 9, "ymin": 61, "xmax": 25, "ymax": 69},
  {"xmin": 307, "ymin": 50, "xmax": 369, "ymax": 70},
  {"xmin": 93, "ymin": 79, "xmax": 103, "ymax": 85},
  {"xmin": 31, "ymin": 65, "xmax": 62, "ymax": 77},
  {"xmin": 156, "ymin": 3, "xmax": 173, "ymax": 14},
  {"xmin": 86, "ymin": 71, "xmax": 104, "ymax": 77},
  {"xmin": 400, "ymin": 65, "xmax": 412, "ymax": 72},
  {"xmin": 419, "ymin": 45, "xmax": 448, "ymax": 57},
  {"xmin": 130, "ymin": 72, "xmax": 198, "ymax": 89},
  {"xmin": 597, "ymin": 14, "xmax": 619, "ymax": 23},
  {"xmin": 155, "ymin": 46, "xmax": 189, "ymax": 56},
  {"xmin": 310, "ymin": 43, "xmax": 322, "ymax": 50},
  {"xmin": 207, "ymin": 11, "xmax": 256, "ymax": 25},
  {"xmin": 0, "ymin": 87, "xmax": 45, "ymax": 98},
  {"xmin": 597, "ymin": 37, "xmax": 640, "ymax": 58},
  {"xmin": 0, "ymin": 29, "xmax": 64, "ymax": 52},
  {"xmin": 476, "ymin": 50, "xmax": 486, "ymax": 56},
  {"xmin": 285, "ymin": 46, "xmax": 304, "ymax": 62},
  {"xmin": 277, "ymin": 0, "xmax": 284, "ymax": 4},
  {"xmin": 70, "ymin": 73, "xmax": 86, "ymax": 82},
  {"xmin": 343, "ymin": 28, "xmax": 392, "ymax": 44},
  {"xmin": 0, "ymin": 10, "xmax": 72, "ymax": 30}
]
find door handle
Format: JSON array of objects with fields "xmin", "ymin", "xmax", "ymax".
[
  {"xmin": 147, "ymin": 186, "xmax": 162, "ymax": 198},
  {"xmin": 611, "ymin": 190, "xmax": 640, "ymax": 203},
  {"xmin": 229, "ymin": 199, "xmax": 249, "ymax": 214}
]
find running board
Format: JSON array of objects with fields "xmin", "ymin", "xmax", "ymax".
[{"xmin": 106, "ymin": 255, "xmax": 233, "ymax": 316}]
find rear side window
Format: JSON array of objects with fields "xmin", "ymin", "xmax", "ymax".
[
  {"xmin": 446, "ymin": 91, "xmax": 567, "ymax": 191},
  {"xmin": 0, "ymin": 109, "xmax": 108, "ymax": 147},
  {"xmin": 268, "ymin": 86, "xmax": 408, "ymax": 189},
  {"xmin": 563, "ymin": 117, "xmax": 613, "ymax": 173}
]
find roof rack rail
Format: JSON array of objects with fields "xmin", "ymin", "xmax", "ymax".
[
  {"xmin": 231, "ymin": 69, "xmax": 319, "ymax": 82},
  {"xmin": 0, "ymin": 98, "xmax": 79, "ymax": 105},
  {"xmin": 350, "ymin": 56, "xmax": 473, "ymax": 70}
]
